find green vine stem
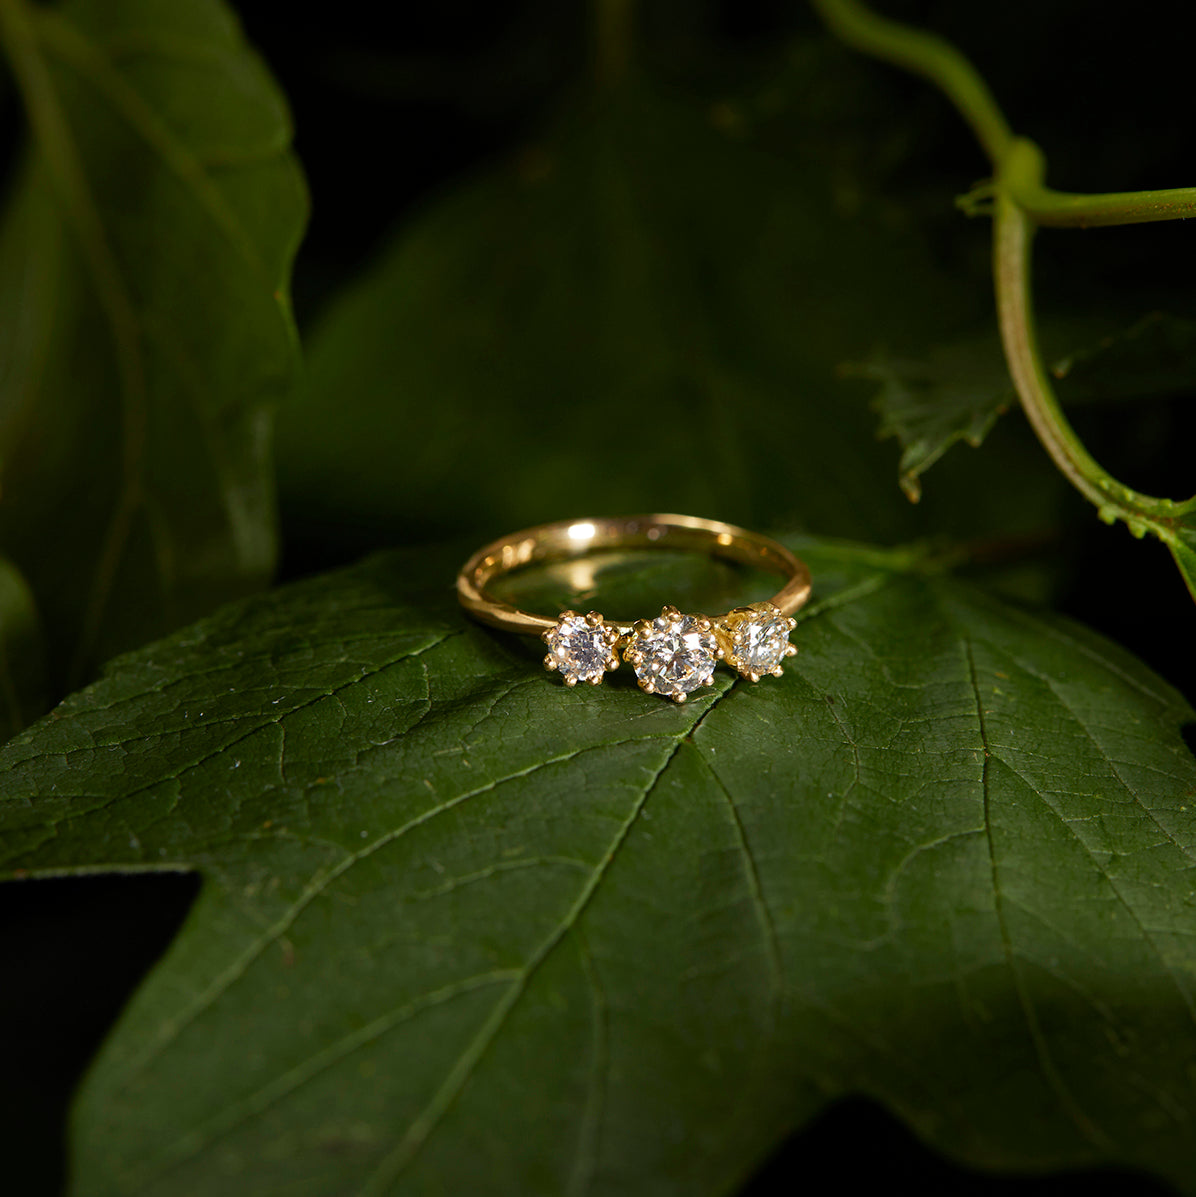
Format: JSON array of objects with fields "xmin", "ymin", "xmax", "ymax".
[
  {"xmin": 810, "ymin": 0, "xmax": 1012, "ymax": 163},
  {"xmin": 811, "ymin": 0, "xmax": 1196, "ymax": 585}
]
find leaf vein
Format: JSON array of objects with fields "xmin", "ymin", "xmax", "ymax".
[
  {"xmin": 964, "ymin": 636, "xmax": 1111, "ymax": 1150},
  {"xmin": 354, "ymin": 731, "xmax": 697, "ymax": 1193},
  {"xmin": 102, "ymin": 730, "xmax": 676, "ymax": 1098},
  {"xmin": 121, "ymin": 970, "xmax": 520, "ymax": 1190}
]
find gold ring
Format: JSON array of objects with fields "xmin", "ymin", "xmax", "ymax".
[{"xmin": 456, "ymin": 514, "xmax": 812, "ymax": 702}]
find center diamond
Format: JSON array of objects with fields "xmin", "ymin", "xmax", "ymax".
[{"xmin": 623, "ymin": 606, "xmax": 720, "ymax": 702}]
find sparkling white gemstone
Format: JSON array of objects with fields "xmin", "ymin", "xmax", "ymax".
[
  {"xmin": 730, "ymin": 613, "xmax": 792, "ymax": 676},
  {"xmin": 626, "ymin": 613, "xmax": 717, "ymax": 700},
  {"xmin": 545, "ymin": 614, "xmax": 613, "ymax": 685}
]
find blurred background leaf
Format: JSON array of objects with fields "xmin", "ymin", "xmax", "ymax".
[
  {"xmin": 274, "ymin": 36, "xmax": 1076, "ymax": 572},
  {"xmin": 1052, "ymin": 313, "xmax": 1196, "ymax": 404},
  {"xmin": 0, "ymin": 0, "xmax": 307, "ymax": 710},
  {"xmin": 857, "ymin": 313, "xmax": 1196, "ymax": 502},
  {"xmin": 0, "ymin": 551, "xmax": 45, "ymax": 740}
]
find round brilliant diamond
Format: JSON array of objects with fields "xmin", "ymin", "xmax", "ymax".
[
  {"xmin": 732, "ymin": 614, "xmax": 791, "ymax": 675},
  {"xmin": 544, "ymin": 613, "xmax": 616, "ymax": 686},
  {"xmin": 625, "ymin": 611, "xmax": 717, "ymax": 701}
]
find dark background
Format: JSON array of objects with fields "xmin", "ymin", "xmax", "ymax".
[
  {"xmin": 2, "ymin": 1, "xmax": 1193, "ymax": 1193},
  {"xmin": 243, "ymin": 0, "xmax": 1196, "ymax": 691}
]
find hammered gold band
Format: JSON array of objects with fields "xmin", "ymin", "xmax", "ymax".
[{"xmin": 457, "ymin": 515, "xmax": 812, "ymax": 702}]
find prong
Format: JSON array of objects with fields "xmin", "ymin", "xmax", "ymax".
[
  {"xmin": 673, "ymin": 692, "xmax": 687, "ymax": 703},
  {"xmin": 633, "ymin": 619, "xmax": 652, "ymax": 636},
  {"xmin": 544, "ymin": 655, "xmax": 557, "ymax": 671},
  {"xmin": 661, "ymin": 604, "xmax": 681, "ymax": 620},
  {"xmin": 695, "ymin": 616, "xmax": 713, "ymax": 632},
  {"xmin": 640, "ymin": 680, "xmax": 655, "ymax": 694},
  {"xmin": 587, "ymin": 675, "xmax": 602, "ymax": 685},
  {"xmin": 604, "ymin": 628, "xmax": 620, "ymax": 645},
  {"xmin": 606, "ymin": 655, "xmax": 619, "ymax": 670},
  {"xmin": 541, "ymin": 629, "xmax": 553, "ymax": 643},
  {"xmin": 585, "ymin": 611, "xmax": 603, "ymax": 627},
  {"xmin": 772, "ymin": 666, "xmax": 784, "ymax": 677},
  {"xmin": 560, "ymin": 610, "xmax": 578, "ymax": 620},
  {"xmin": 787, "ymin": 617, "xmax": 797, "ymax": 629},
  {"xmin": 714, "ymin": 646, "xmax": 724, "ymax": 659},
  {"xmin": 785, "ymin": 644, "xmax": 798, "ymax": 657},
  {"xmin": 703, "ymin": 674, "xmax": 714, "ymax": 686},
  {"xmin": 565, "ymin": 675, "xmax": 578, "ymax": 687},
  {"xmin": 748, "ymin": 671, "xmax": 760, "ymax": 683}
]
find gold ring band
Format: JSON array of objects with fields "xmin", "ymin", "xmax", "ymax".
[{"xmin": 457, "ymin": 514, "xmax": 812, "ymax": 702}]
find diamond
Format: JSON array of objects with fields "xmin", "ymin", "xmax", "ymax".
[
  {"xmin": 718, "ymin": 602, "xmax": 797, "ymax": 682},
  {"xmin": 542, "ymin": 611, "xmax": 620, "ymax": 687},
  {"xmin": 622, "ymin": 606, "xmax": 720, "ymax": 702}
]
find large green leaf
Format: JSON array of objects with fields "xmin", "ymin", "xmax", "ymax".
[
  {"xmin": 2, "ymin": 539, "xmax": 1195, "ymax": 1195},
  {"xmin": 1166, "ymin": 522, "xmax": 1196, "ymax": 605},
  {"xmin": 0, "ymin": 0, "xmax": 306, "ymax": 695}
]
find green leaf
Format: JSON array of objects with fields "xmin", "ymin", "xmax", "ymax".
[
  {"xmin": 0, "ymin": 0, "xmax": 307, "ymax": 694},
  {"xmin": 1163, "ymin": 518, "xmax": 1196, "ymax": 604},
  {"xmin": 3, "ymin": 539, "xmax": 1195, "ymax": 1195},
  {"xmin": 861, "ymin": 313, "xmax": 1196, "ymax": 502},
  {"xmin": 1050, "ymin": 312, "xmax": 1196, "ymax": 403},
  {"xmin": 860, "ymin": 331, "xmax": 1015, "ymax": 502},
  {"xmin": 0, "ymin": 551, "xmax": 45, "ymax": 739},
  {"xmin": 276, "ymin": 68, "xmax": 1043, "ymax": 555}
]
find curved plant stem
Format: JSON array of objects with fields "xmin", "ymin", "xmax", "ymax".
[
  {"xmin": 811, "ymin": 0, "xmax": 1196, "ymax": 227},
  {"xmin": 993, "ymin": 168, "xmax": 1188, "ymax": 528},
  {"xmin": 812, "ymin": 0, "xmax": 1196, "ymax": 592},
  {"xmin": 809, "ymin": 0, "xmax": 1011, "ymax": 162}
]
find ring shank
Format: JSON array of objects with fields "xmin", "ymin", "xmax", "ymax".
[{"xmin": 457, "ymin": 514, "xmax": 812, "ymax": 636}]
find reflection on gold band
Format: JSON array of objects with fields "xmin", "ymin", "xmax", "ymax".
[{"xmin": 456, "ymin": 513, "xmax": 812, "ymax": 636}]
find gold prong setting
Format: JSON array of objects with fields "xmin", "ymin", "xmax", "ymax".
[
  {"xmin": 622, "ymin": 605, "xmax": 720, "ymax": 703},
  {"xmin": 541, "ymin": 610, "xmax": 621, "ymax": 688},
  {"xmin": 715, "ymin": 602, "xmax": 798, "ymax": 683}
]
